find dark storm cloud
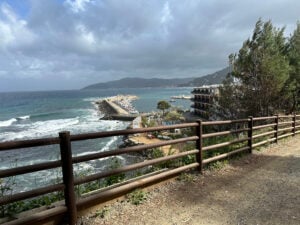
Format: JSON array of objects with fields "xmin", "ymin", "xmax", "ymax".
[{"xmin": 0, "ymin": 0, "xmax": 299, "ymax": 91}]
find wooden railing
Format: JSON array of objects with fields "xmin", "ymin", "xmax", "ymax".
[{"xmin": 0, "ymin": 114, "xmax": 299, "ymax": 225}]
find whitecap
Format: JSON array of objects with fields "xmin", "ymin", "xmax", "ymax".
[
  {"xmin": 0, "ymin": 118, "xmax": 17, "ymax": 127},
  {"xmin": 0, "ymin": 117, "xmax": 80, "ymax": 142},
  {"xmin": 17, "ymin": 115, "xmax": 30, "ymax": 120}
]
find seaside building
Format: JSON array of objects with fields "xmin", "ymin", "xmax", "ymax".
[{"xmin": 191, "ymin": 84, "xmax": 220, "ymax": 120}]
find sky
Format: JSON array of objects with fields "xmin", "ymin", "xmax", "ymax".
[{"xmin": 0, "ymin": 0, "xmax": 299, "ymax": 92}]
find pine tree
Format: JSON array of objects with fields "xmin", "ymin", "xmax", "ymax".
[
  {"xmin": 285, "ymin": 22, "xmax": 300, "ymax": 113},
  {"xmin": 157, "ymin": 100, "xmax": 171, "ymax": 116},
  {"xmin": 220, "ymin": 19, "xmax": 290, "ymax": 118}
]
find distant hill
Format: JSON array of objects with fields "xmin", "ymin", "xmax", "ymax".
[
  {"xmin": 82, "ymin": 67, "xmax": 230, "ymax": 89},
  {"xmin": 179, "ymin": 67, "xmax": 230, "ymax": 87},
  {"xmin": 82, "ymin": 77, "xmax": 195, "ymax": 89}
]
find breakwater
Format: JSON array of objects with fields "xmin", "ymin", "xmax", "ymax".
[{"xmin": 95, "ymin": 95, "xmax": 139, "ymax": 121}]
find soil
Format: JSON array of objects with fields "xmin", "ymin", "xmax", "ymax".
[
  {"xmin": 129, "ymin": 135, "xmax": 178, "ymax": 155},
  {"xmin": 78, "ymin": 137, "xmax": 300, "ymax": 225}
]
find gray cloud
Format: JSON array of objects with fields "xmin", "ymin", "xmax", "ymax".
[{"xmin": 0, "ymin": 0, "xmax": 299, "ymax": 91}]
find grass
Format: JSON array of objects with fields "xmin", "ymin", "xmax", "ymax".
[
  {"xmin": 127, "ymin": 189, "xmax": 148, "ymax": 205},
  {"xmin": 92, "ymin": 206, "xmax": 110, "ymax": 218}
]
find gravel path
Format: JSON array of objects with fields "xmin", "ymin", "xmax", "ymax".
[{"xmin": 80, "ymin": 137, "xmax": 300, "ymax": 225}]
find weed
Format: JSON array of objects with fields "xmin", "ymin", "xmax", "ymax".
[
  {"xmin": 92, "ymin": 206, "xmax": 109, "ymax": 218},
  {"xmin": 207, "ymin": 159, "xmax": 228, "ymax": 171},
  {"xmin": 104, "ymin": 157, "xmax": 125, "ymax": 186},
  {"xmin": 177, "ymin": 172, "xmax": 197, "ymax": 182},
  {"xmin": 0, "ymin": 174, "xmax": 17, "ymax": 217},
  {"xmin": 127, "ymin": 189, "xmax": 148, "ymax": 205}
]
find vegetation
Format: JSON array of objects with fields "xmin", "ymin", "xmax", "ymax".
[
  {"xmin": 180, "ymin": 67, "xmax": 230, "ymax": 87},
  {"xmin": 104, "ymin": 157, "xmax": 125, "ymax": 186},
  {"xmin": 0, "ymin": 158, "xmax": 125, "ymax": 219},
  {"xmin": 157, "ymin": 100, "xmax": 171, "ymax": 116},
  {"xmin": 92, "ymin": 206, "xmax": 110, "ymax": 218},
  {"xmin": 285, "ymin": 22, "xmax": 300, "ymax": 112},
  {"xmin": 219, "ymin": 19, "xmax": 300, "ymax": 119},
  {"xmin": 141, "ymin": 115, "xmax": 157, "ymax": 127},
  {"xmin": 165, "ymin": 110, "xmax": 184, "ymax": 122},
  {"xmin": 177, "ymin": 173, "xmax": 198, "ymax": 182},
  {"xmin": 127, "ymin": 189, "xmax": 148, "ymax": 205},
  {"xmin": 0, "ymin": 177, "xmax": 16, "ymax": 217}
]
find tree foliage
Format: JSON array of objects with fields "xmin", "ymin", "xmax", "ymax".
[
  {"xmin": 165, "ymin": 110, "xmax": 183, "ymax": 121},
  {"xmin": 284, "ymin": 22, "xmax": 300, "ymax": 113},
  {"xmin": 157, "ymin": 100, "xmax": 171, "ymax": 116},
  {"xmin": 219, "ymin": 19, "xmax": 299, "ymax": 118}
]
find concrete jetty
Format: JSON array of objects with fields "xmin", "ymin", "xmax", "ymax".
[{"xmin": 95, "ymin": 95, "xmax": 139, "ymax": 121}]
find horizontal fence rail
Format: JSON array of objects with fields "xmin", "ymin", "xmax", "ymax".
[{"xmin": 0, "ymin": 115, "xmax": 299, "ymax": 225}]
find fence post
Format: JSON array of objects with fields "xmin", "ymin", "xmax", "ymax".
[
  {"xmin": 292, "ymin": 113, "xmax": 296, "ymax": 136},
  {"xmin": 59, "ymin": 131, "xmax": 77, "ymax": 225},
  {"xmin": 274, "ymin": 115, "xmax": 279, "ymax": 143},
  {"xmin": 248, "ymin": 116, "xmax": 253, "ymax": 153},
  {"xmin": 196, "ymin": 120, "xmax": 203, "ymax": 173}
]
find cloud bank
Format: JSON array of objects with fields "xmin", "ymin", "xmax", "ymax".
[{"xmin": 0, "ymin": 0, "xmax": 299, "ymax": 91}]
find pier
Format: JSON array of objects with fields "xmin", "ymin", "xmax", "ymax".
[{"xmin": 95, "ymin": 95, "xmax": 139, "ymax": 121}]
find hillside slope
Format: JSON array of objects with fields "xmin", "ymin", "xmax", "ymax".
[
  {"xmin": 82, "ymin": 77, "xmax": 195, "ymax": 89},
  {"xmin": 82, "ymin": 67, "xmax": 230, "ymax": 89},
  {"xmin": 180, "ymin": 67, "xmax": 230, "ymax": 86}
]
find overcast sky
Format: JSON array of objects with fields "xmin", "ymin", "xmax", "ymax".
[{"xmin": 0, "ymin": 0, "xmax": 299, "ymax": 92}]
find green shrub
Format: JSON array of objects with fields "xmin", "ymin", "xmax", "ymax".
[
  {"xmin": 127, "ymin": 189, "xmax": 147, "ymax": 205},
  {"xmin": 93, "ymin": 206, "xmax": 109, "ymax": 218},
  {"xmin": 104, "ymin": 158, "xmax": 125, "ymax": 186}
]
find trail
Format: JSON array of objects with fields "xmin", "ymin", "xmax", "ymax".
[{"xmin": 81, "ymin": 137, "xmax": 300, "ymax": 225}]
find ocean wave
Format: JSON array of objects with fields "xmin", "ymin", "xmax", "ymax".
[
  {"xmin": 30, "ymin": 112, "xmax": 61, "ymax": 119},
  {"xmin": 0, "ymin": 106, "xmax": 128, "ymax": 142},
  {"xmin": 0, "ymin": 115, "xmax": 30, "ymax": 128},
  {"xmin": 0, "ymin": 117, "xmax": 80, "ymax": 141},
  {"xmin": 75, "ymin": 136, "xmax": 118, "ymax": 158},
  {"xmin": 0, "ymin": 118, "xmax": 17, "ymax": 127},
  {"xmin": 17, "ymin": 115, "xmax": 30, "ymax": 120}
]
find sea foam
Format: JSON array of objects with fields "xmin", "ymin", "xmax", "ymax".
[
  {"xmin": 0, "ymin": 115, "xmax": 30, "ymax": 128},
  {"xmin": 17, "ymin": 115, "xmax": 30, "ymax": 120},
  {"xmin": 0, "ymin": 118, "xmax": 17, "ymax": 127}
]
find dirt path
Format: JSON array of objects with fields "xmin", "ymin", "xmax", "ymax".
[{"xmin": 80, "ymin": 137, "xmax": 300, "ymax": 225}]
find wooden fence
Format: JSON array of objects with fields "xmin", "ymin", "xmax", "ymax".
[{"xmin": 0, "ymin": 114, "xmax": 299, "ymax": 225}]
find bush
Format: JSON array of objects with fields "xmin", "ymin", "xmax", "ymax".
[
  {"xmin": 104, "ymin": 158, "xmax": 125, "ymax": 186},
  {"xmin": 127, "ymin": 189, "xmax": 148, "ymax": 205}
]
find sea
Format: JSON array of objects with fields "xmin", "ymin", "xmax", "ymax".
[{"xmin": 0, "ymin": 87, "xmax": 192, "ymax": 192}]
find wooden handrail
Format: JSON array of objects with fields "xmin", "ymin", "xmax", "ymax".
[
  {"xmin": 253, "ymin": 116, "xmax": 277, "ymax": 121},
  {"xmin": 72, "ymin": 136, "xmax": 198, "ymax": 164},
  {"xmin": 0, "ymin": 137, "xmax": 60, "ymax": 151},
  {"xmin": 202, "ymin": 128, "xmax": 249, "ymax": 139},
  {"xmin": 252, "ymin": 123, "xmax": 277, "ymax": 130},
  {"xmin": 0, "ymin": 160, "xmax": 61, "ymax": 178},
  {"xmin": 74, "ymin": 149, "xmax": 199, "ymax": 185},
  {"xmin": 202, "ymin": 119, "xmax": 249, "ymax": 125},
  {"xmin": 0, "ymin": 114, "xmax": 298, "ymax": 225},
  {"xmin": 202, "ymin": 137, "xmax": 249, "ymax": 151},
  {"xmin": 71, "ymin": 122, "xmax": 198, "ymax": 141},
  {"xmin": 0, "ymin": 184, "xmax": 65, "ymax": 205}
]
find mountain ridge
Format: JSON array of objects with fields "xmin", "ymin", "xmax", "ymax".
[
  {"xmin": 179, "ymin": 67, "xmax": 230, "ymax": 87},
  {"xmin": 82, "ymin": 67, "xmax": 230, "ymax": 89}
]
